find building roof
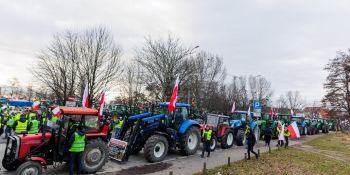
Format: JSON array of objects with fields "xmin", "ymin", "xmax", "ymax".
[{"xmin": 60, "ymin": 106, "xmax": 98, "ymax": 115}]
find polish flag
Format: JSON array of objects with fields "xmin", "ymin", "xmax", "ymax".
[
  {"xmin": 291, "ymin": 109, "xmax": 294, "ymax": 116},
  {"xmin": 247, "ymin": 106, "xmax": 251, "ymax": 118},
  {"xmin": 287, "ymin": 121, "xmax": 301, "ymax": 139},
  {"xmin": 32, "ymin": 101, "xmax": 40, "ymax": 112},
  {"xmin": 98, "ymin": 92, "xmax": 105, "ymax": 117},
  {"xmin": 168, "ymin": 77, "xmax": 179, "ymax": 112},
  {"xmin": 278, "ymin": 124, "xmax": 285, "ymax": 141},
  {"xmin": 82, "ymin": 86, "xmax": 89, "ymax": 108},
  {"xmin": 231, "ymin": 102, "xmax": 236, "ymax": 113},
  {"xmin": 52, "ymin": 106, "xmax": 61, "ymax": 118},
  {"xmin": 69, "ymin": 96, "xmax": 75, "ymax": 102},
  {"xmin": 269, "ymin": 106, "xmax": 274, "ymax": 120}
]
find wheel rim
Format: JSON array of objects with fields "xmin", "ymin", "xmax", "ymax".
[
  {"xmin": 210, "ymin": 139, "xmax": 216, "ymax": 150},
  {"xmin": 227, "ymin": 133, "xmax": 233, "ymax": 145},
  {"xmin": 188, "ymin": 132, "xmax": 198, "ymax": 150},
  {"xmin": 84, "ymin": 147, "xmax": 104, "ymax": 169},
  {"xmin": 21, "ymin": 167, "xmax": 38, "ymax": 175},
  {"xmin": 154, "ymin": 142, "xmax": 165, "ymax": 158}
]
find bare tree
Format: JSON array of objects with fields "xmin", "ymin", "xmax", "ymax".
[
  {"xmin": 33, "ymin": 31, "xmax": 80, "ymax": 104},
  {"xmin": 285, "ymin": 90, "xmax": 305, "ymax": 112},
  {"xmin": 136, "ymin": 34, "xmax": 197, "ymax": 102},
  {"xmin": 323, "ymin": 50, "xmax": 350, "ymax": 119},
  {"xmin": 228, "ymin": 76, "xmax": 249, "ymax": 110},
  {"xmin": 78, "ymin": 27, "xmax": 123, "ymax": 106},
  {"xmin": 7, "ymin": 77, "xmax": 21, "ymax": 97},
  {"xmin": 248, "ymin": 75, "xmax": 273, "ymax": 107}
]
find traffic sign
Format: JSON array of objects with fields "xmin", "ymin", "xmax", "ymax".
[{"xmin": 253, "ymin": 101, "xmax": 261, "ymax": 109}]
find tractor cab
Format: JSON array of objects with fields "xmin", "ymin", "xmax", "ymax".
[{"xmin": 2, "ymin": 107, "xmax": 108, "ymax": 175}]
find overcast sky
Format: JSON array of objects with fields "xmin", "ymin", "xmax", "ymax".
[{"xmin": 1, "ymin": 0, "xmax": 349, "ymax": 103}]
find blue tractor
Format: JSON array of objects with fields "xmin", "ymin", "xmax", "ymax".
[
  {"xmin": 115, "ymin": 103, "xmax": 201, "ymax": 163},
  {"xmin": 230, "ymin": 111, "xmax": 260, "ymax": 146}
]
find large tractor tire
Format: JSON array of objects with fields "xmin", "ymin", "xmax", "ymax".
[
  {"xmin": 235, "ymin": 129, "xmax": 246, "ymax": 146},
  {"xmin": 144, "ymin": 135, "xmax": 169, "ymax": 163},
  {"xmin": 179, "ymin": 126, "xmax": 200, "ymax": 156},
  {"xmin": 221, "ymin": 130, "xmax": 234, "ymax": 149},
  {"xmin": 322, "ymin": 125, "xmax": 326, "ymax": 133},
  {"xmin": 210, "ymin": 135, "xmax": 217, "ymax": 152},
  {"xmin": 15, "ymin": 161, "xmax": 42, "ymax": 175},
  {"xmin": 81, "ymin": 139, "xmax": 108, "ymax": 173}
]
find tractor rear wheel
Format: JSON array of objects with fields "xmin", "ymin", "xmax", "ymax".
[
  {"xmin": 210, "ymin": 135, "xmax": 217, "ymax": 152},
  {"xmin": 235, "ymin": 129, "xmax": 246, "ymax": 146},
  {"xmin": 179, "ymin": 126, "xmax": 200, "ymax": 156},
  {"xmin": 221, "ymin": 130, "xmax": 234, "ymax": 149},
  {"xmin": 144, "ymin": 135, "xmax": 169, "ymax": 163},
  {"xmin": 81, "ymin": 139, "xmax": 108, "ymax": 173},
  {"xmin": 15, "ymin": 161, "xmax": 42, "ymax": 175}
]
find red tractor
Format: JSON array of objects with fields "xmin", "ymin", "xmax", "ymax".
[
  {"xmin": 200, "ymin": 114, "xmax": 235, "ymax": 151},
  {"xmin": 2, "ymin": 107, "xmax": 109, "ymax": 175}
]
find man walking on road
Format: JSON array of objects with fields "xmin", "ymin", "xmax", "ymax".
[
  {"xmin": 68, "ymin": 125, "xmax": 86, "ymax": 175},
  {"xmin": 264, "ymin": 123, "xmax": 273, "ymax": 148},
  {"xmin": 201, "ymin": 125, "xmax": 212, "ymax": 158},
  {"xmin": 245, "ymin": 126, "xmax": 258, "ymax": 160},
  {"xmin": 284, "ymin": 126, "xmax": 290, "ymax": 148}
]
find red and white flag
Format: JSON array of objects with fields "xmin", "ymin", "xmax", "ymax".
[
  {"xmin": 287, "ymin": 121, "xmax": 301, "ymax": 139},
  {"xmin": 32, "ymin": 101, "xmax": 40, "ymax": 112},
  {"xmin": 247, "ymin": 106, "xmax": 251, "ymax": 118},
  {"xmin": 278, "ymin": 123, "xmax": 285, "ymax": 141},
  {"xmin": 231, "ymin": 102, "xmax": 236, "ymax": 113},
  {"xmin": 52, "ymin": 106, "xmax": 61, "ymax": 118},
  {"xmin": 168, "ymin": 77, "xmax": 179, "ymax": 112},
  {"xmin": 291, "ymin": 109, "xmax": 294, "ymax": 116},
  {"xmin": 269, "ymin": 106, "xmax": 274, "ymax": 119},
  {"xmin": 69, "ymin": 96, "xmax": 75, "ymax": 102},
  {"xmin": 82, "ymin": 85, "xmax": 89, "ymax": 108},
  {"xmin": 98, "ymin": 92, "xmax": 105, "ymax": 117}
]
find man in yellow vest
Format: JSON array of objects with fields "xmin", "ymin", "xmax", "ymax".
[
  {"xmin": 201, "ymin": 125, "xmax": 213, "ymax": 158},
  {"xmin": 28, "ymin": 115, "xmax": 39, "ymax": 134},
  {"xmin": 13, "ymin": 114, "xmax": 29, "ymax": 134},
  {"xmin": 114, "ymin": 116, "xmax": 123, "ymax": 139},
  {"xmin": 68, "ymin": 125, "xmax": 86, "ymax": 175},
  {"xmin": 284, "ymin": 125, "xmax": 290, "ymax": 149},
  {"xmin": 4, "ymin": 112, "xmax": 14, "ymax": 139}
]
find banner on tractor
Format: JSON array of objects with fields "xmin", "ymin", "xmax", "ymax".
[{"xmin": 108, "ymin": 138, "xmax": 128, "ymax": 161}]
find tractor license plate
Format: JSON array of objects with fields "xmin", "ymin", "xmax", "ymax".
[{"xmin": 108, "ymin": 138, "xmax": 128, "ymax": 161}]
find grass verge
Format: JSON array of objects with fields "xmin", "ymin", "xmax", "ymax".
[
  {"xmin": 306, "ymin": 133, "xmax": 350, "ymax": 156},
  {"xmin": 194, "ymin": 147, "xmax": 350, "ymax": 175}
]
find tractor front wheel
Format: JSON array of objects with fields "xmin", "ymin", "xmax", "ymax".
[
  {"xmin": 221, "ymin": 130, "xmax": 234, "ymax": 149},
  {"xmin": 144, "ymin": 135, "xmax": 169, "ymax": 163},
  {"xmin": 15, "ymin": 161, "xmax": 42, "ymax": 175},
  {"xmin": 180, "ymin": 126, "xmax": 200, "ymax": 156},
  {"xmin": 235, "ymin": 129, "xmax": 246, "ymax": 146},
  {"xmin": 210, "ymin": 135, "xmax": 217, "ymax": 152},
  {"xmin": 81, "ymin": 139, "xmax": 108, "ymax": 173}
]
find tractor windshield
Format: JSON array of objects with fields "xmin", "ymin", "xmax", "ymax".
[{"xmin": 206, "ymin": 115, "xmax": 219, "ymax": 126}]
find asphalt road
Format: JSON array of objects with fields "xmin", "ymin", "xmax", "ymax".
[{"xmin": 0, "ymin": 134, "xmax": 323, "ymax": 175}]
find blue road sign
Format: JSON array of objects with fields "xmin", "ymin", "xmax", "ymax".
[{"xmin": 253, "ymin": 101, "xmax": 261, "ymax": 109}]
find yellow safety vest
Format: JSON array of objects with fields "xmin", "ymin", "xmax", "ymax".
[
  {"xmin": 202, "ymin": 130, "xmax": 212, "ymax": 141},
  {"xmin": 15, "ymin": 120, "xmax": 28, "ymax": 134},
  {"xmin": 28, "ymin": 120, "xmax": 39, "ymax": 134},
  {"xmin": 69, "ymin": 132, "xmax": 85, "ymax": 152}
]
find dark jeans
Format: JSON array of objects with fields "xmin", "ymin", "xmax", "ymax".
[
  {"xmin": 70, "ymin": 152, "xmax": 82, "ymax": 175},
  {"xmin": 284, "ymin": 136, "xmax": 289, "ymax": 148},
  {"xmin": 278, "ymin": 140, "xmax": 284, "ymax": 147},
  {"xmin": 247, "ymin": 144, "xmax": 258, "ymax": 159},
  {"xmin": 264, "ymin": 135, "xmax": 271, "ymax": 146},
  {"xmin": 114, "ymin": 128, "xmax": 121, "ymax": 139},
  {"xmin": 5, "ymin": 126, "xmax": 11, "ymax": 138},
  {"xmin": 201, "ymin": 141, "xmax": 211, "ymax": 157}
]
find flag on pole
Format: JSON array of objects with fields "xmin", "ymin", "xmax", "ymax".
[
  {"xmin": 98, "ymin": 92, "xmax": 105, "ymax": 117},
  {"xmin": 287, "ymin": 121, "xmax": 301, "ymax": 139},
  {"xmin": 52, "ymin": 106, "xmax": 61, "ymax": 118},
  {"xmin": 247, "ymin": 106, "xmax": 251, "ymax": 118},
  {"xmin": 82, "ymin": 85, "xmax": 89, "ymax": 108},
  {"xmin": 32, "ymin": 101, "xmax": 40, "ymax": 112},
  {"xmin": 168, "ymin": 77, "xmax": 179, "ymax": 112},
  {"xmin": 278, "ymin": 124, "xmax": 285, "ymax": 141},
  {"xmin": 231, "ymin": 102, "xmax": 236, "ymax": 113},
  {"xmin": 269, "ymin": 106, "xmax": 274, "ymax": 120},
  {"xmin": 291, "ymin": 109, "xmax": 294, "ymax": 116}
]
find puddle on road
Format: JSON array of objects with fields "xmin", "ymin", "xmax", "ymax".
[{"xmin": 114, "ymin": 162, "xmax": 172, "ymax": 175}]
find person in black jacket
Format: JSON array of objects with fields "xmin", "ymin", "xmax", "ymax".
[
  {"xmin": 264, "ymin": 123, "xmax": 273, "ymax": 147},
  {"xmin": 245, "ymin": 126, "xmax": 258, "ymax": 160}
]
